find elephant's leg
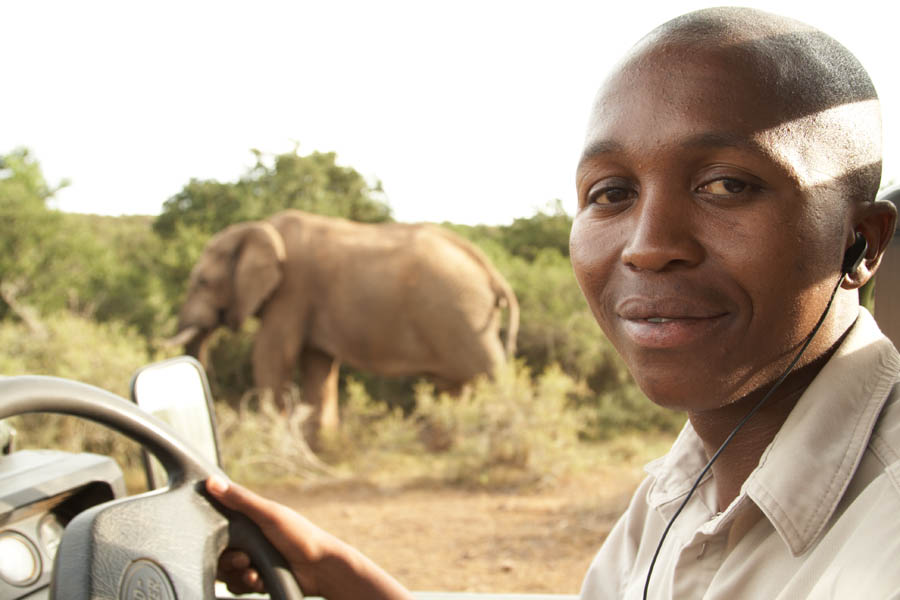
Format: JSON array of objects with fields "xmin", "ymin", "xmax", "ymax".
[
  {"xmin": 301, "ymin": 348, "xmax": 341, "ymax": 434},
  {"xmin": 252, "ymin": 353, "xmax": 289, "ymax": 412},
  {"xmin": 252, "ymin": 325, "xmax": 301, "ymax": 413},
  {"xmin": 430, "ymin": 376, "xmax": 465, "ymax": 397}
]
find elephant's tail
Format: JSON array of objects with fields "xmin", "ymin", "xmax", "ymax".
[{"xmin": 496, "ymin": 278, "xmax": 519, "ymax": 359}]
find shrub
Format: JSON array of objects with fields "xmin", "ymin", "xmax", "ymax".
[
  {"xmin": 317, "ymin": 362, "xmax": 595, "ymax": 488},
  {"xmin": 214, "ymin": 385, "xmax": 339, "ymax": 485},
  {"xmin": 586, "ymin": 384, "xmax": 686, "ymax": 441},
  {"xmin": 0, "ymin": 312, "xmax": 167, "ymax": 489},
  {"xmin": 0, "ymin": 311, "xmax": 156, "ymax": 395}
]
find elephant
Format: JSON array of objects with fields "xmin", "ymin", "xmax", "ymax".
[{"xmin": 168, "ymin": 209, "xmax": 519, "ymax": 436}]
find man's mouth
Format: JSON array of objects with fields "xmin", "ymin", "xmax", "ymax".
[
  {"xmin": 615, "ymin": 298, "xmax": 729, "ymax": 348},
  {"xmin": 617, "ymin": 303, "xmax": 725, "ymax": 322}
]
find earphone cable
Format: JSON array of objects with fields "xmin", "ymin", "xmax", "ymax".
[{"xmin": 641, "ymin": 274, "xmax": 844, "ymax": 599}]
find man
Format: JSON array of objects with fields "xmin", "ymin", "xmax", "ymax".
[{"xmin": 206, "ymin": 7, "xmax": 899, "ymax": 598}]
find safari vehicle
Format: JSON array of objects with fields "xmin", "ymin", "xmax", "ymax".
[{"xmin": 0, "ymin": 357, "xmax": 576, "ymax": 600}]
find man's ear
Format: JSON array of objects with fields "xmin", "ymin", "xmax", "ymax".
[{"xmin": 843, "ymin": 194, "xmax": 898, "ymax": 289}]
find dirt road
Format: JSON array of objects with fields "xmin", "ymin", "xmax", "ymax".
[{"xmin": 264, "ymin": 467, "xmax": 647, "ymax": 594}]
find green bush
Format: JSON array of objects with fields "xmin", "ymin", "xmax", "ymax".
[
  {"xmin": 0, "ymin": 311, "xmax": 157, "ymax": 394},
  {"xmin": 0, "ymin": 312, "xmax": 167, "ymax": 489},
  {"xmin": 60, "ymin": 214, "xmax": 176, "ymax": 340},
  {"xmin": 154, "ymin": 148, "xmax": 392, "ymax": 241},
  {"xmin": 586, "ymin": 384, "xmax": 686, "ymax": 441},
  {"xmin": 316, "ymin": 362, "xmax": 594, "ymax": 488}
]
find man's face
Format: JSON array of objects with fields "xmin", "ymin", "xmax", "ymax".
[{"xmin": 570, "ymin": 45, "xmax": 854, "ymax": 411}]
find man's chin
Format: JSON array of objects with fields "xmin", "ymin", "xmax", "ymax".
[{"xmin": 634, "ymin": 373, "xmax": 744, "ymax": 413}]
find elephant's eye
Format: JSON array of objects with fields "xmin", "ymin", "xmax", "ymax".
[{"xmin": 196, "ymin": 276, "xmax": 208, "ymax": 287}]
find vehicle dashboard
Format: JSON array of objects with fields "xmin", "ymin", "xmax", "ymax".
[{"xmin": 0, "ymin": 449, "xmax": 125, "ymax": 599}]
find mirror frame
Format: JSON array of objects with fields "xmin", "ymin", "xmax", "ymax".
[{"xmin": 129, "ymin": 356, "xmax": 221, "ymax": 489}]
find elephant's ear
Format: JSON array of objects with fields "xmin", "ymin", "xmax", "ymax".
[{"xmin": 226, "ymin": 222, "xmax": 286, "ymax": 329}]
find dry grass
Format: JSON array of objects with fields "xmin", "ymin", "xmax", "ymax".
[{"xmin": 219, "ymin": 363, "xmax": 678, "ymax": 493}]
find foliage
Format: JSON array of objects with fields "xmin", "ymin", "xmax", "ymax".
[
  {"xmin": 58, "ymin": 214, "xmax": 176, "ymax": 338},
  {"xmin": 153, "ymin": 222, "xmax": 212, "ymax": 321},
  {"xmin": 0, "ymin": 150, "xmax": 174, "ymax": 340},
  {"xmin": 0, "ymin": 148, "xmax": 69, "ymax": 321},
  {"xmin": 502, "ymin": 248, "xmax": 628, "ymax": 393},
  {"xmin": 0, "ymin": 311, "xmax": 155, "ymax": 394},
  {"xmin": 154, "ymin": 148, "xmax": 392, "ymax": 240},
  {"xmin": 498, "ymin": 199, "xmax": 572, "ymax": 261},
  {"xmin": 318, "ymin": 363, "xmax": 593, "ymax": 488},
  {"xmin": 0, "ymin": 311, "xmax": 163, "ymax": 489},
  {"xmin": 215, "ymin": 385, "xmax": 336, "ymax": 485},
  {"xmin": 192, "ymin": 364, "xmax": 680, "ymax": 490},
  {"xmin": 588, "ymin": 383, "xmax": 686, "ymax": 441},
  {"xmin": 448, "ymin": 200, "xmax": 571, "ymax": 262}
]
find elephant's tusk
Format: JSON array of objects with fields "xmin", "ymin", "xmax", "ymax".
[{"xmin": 164, "ymin": 326, "xmax": 201, "ymax": 348}]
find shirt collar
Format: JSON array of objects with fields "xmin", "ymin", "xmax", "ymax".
[
  {"xmin": 747, "ymin": 308, "xmax": 900, "ymax": 555},
  {"xmin": 644, "ymin": 308, "xmax": 900, "ymax": 555}
]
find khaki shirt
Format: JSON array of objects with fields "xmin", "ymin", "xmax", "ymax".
[{"xmin": 580, "ymin": 309, "xmax": 900, "ymax": 599}]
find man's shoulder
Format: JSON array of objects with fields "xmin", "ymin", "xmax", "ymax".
[
  {"xmin": 845, "ymin": 379, "xmax": 900, "ymax": 510},
  {"xmin": 868, "ymin": 377, "xmax": 900, "ymax": 493}
]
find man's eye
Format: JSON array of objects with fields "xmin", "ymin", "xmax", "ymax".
[
  {"xmin": 588, "ymin": 186, "xmax": 633, "ymax": 204},
  {"xmin": 698, "ymin": 178, "xmax": 748, "ymax": 195}
]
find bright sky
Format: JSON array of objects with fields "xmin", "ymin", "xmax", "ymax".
[{"xmin": 3, "ymin": 1, "xmax": 896, "ymax": 225}]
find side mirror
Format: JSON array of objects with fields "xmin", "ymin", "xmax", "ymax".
[
  {"xmin": 130, "ymin": 356, "xmax": 221, "ymax": 489},
  {"xmin": 0, "ymin": 419, "xmax": 15, "ymax": 455}
]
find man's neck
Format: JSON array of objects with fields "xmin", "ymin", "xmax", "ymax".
[
  {"xmin": 686, "ymin": 349, "xmax": 836, "ymax": 511},
  {"xmin": 685, "ymin": 301, "xmax": 860, "ymax": 510}
]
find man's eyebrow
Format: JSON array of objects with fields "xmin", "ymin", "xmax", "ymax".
[
  {"xmin": 680, "ymin": 131, "xmax": 762, "ymax": 151},
  {"xmin": 578, "ymin": 132, "xmax": 770, "ymax": 164},
  {"xmin": 578, "ymin": 139, "xmax": 625, "ymax": 164}
]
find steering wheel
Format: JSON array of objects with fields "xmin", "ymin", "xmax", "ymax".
[{"xmin": 0, "ymin": 375, "xmax": 304, "ymax": 600}]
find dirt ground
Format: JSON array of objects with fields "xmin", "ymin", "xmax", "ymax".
[{"xmin": 262, "ymin": 466, "xmax": 648, "ymax": 594}]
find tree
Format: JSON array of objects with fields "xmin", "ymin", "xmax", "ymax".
[
  {"xmin": 154, "ymin": 148, "xmax": 391, "ymax": 239},
  {"xmin": 0, "ymin": 148, "xmax": 68, "ymax": 330},
  {"xmin": 61, "ymin": 214, "xmax": 174, "ymax": 339},
  {"xmin": 500, "ymin": 199, "xmax": 572, "ymax": 261}
]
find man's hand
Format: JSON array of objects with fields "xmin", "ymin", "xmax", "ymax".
[
  {"xmin": 217, "ymin": 547, "xmax": 266, "ymax": 595},
  {"xmin": 205, "ymin": 476, "xmax": 413, "ymax": 600}
]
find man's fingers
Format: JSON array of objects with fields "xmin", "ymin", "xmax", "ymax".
[
  {"xmin": 218, "ymin": 549, "xmax": 266, "ymax": 594},
  {"xmin": 220, "ymin": 549, "xmax": 252, "ymax": 570},
  {"xmin": 243, "ymin": 568, "xmax": 264, "ymax": 590},
  {"xmin": 206, "ymin": 476, "xmax": 276, "ymax": 523},
  {"xmin": 223, "ymin": 570, "xmax": 265, "ymax": 595}
]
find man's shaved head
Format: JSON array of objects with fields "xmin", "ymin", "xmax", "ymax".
[
  {"xmin": 572, "ymin": 7, "xmax": 896, "ymax": 410},
  {"xmin": 609, "ymin": 7, "xmax": 882, "ymax": 204}
]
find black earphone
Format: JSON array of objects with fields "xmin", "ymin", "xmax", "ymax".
[
  {"xmin": 642, "ymin": 231, "xmax": 869, "ymax": 599},
  {"xmin": 842, "ymin": 231, "xmax": 868, "ymax": 276}
]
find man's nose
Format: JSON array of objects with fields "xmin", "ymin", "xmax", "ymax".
[{"xmin": 620, "ymin": 188, "xmax": 704, "ymax": 272}]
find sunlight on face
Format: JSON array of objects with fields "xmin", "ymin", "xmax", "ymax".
[{"xmin": 756, "ymin": 98, "xmax": 881, "ymax": 191}]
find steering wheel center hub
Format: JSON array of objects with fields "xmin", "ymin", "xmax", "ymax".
[{"xmin": 120, "ymin": 560, "xmax": 175, "ymax": 600}]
